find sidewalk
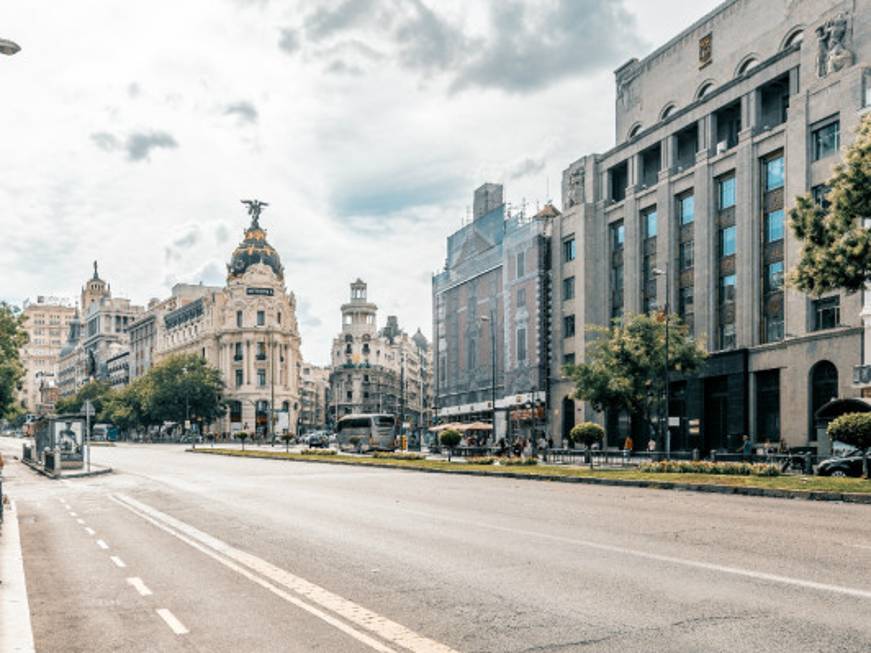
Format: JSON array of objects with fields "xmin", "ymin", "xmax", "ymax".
[{"xmin": 0, "ymin": 488, "xmax": 35, "ymax": 653}]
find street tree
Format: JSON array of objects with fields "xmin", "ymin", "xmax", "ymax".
[
  {"xmin": 145, "ymin": 354, "xmax": 225, "ymax": 430},
  {"xmin": 55, "ymin": 380, "xmax": 113, "ymax": 418},
  {"xmin": 827, "ymin": 412, "xmax": 871, "ymax": 479},
  {"xmin": 236, "ymin": 431, "xmax": 249, "ymax": 451},
  {"xmin": 570, "ymin": 422, "xmax": 604, "ymax": 469},
  {"xmin": 440, "ymin": 429, "xmax": 461, "ymax": 462},
  {"xmin": 0, "ymin": 302, "xmax": 27, "ymax": 419},
  {"xmin": 565, "ymin": 313, "xmax": 706, "ymax": 445},
  {"xmin": 102, "ymin": 377, "xmax": 154, "ymax": 434},
  {"xmin": 790, "ymin": 114, "xmax": 871, "ymax": 294}
]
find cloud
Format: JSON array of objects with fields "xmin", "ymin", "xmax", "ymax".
[
  {"xmin": 127, "ymin": 82, "xmax": 141, "ymax": 98},
  {"xmin": 214, "ymin": 223, "xmax": 230, "ymax": 243},
  {"xmin": 278, "ymin": 27, "xmax": 299, "ymax": 54},
  {"xmin": 287, "ymin": 0, "xmax": 644, "ymax": 94},
  {"xmin": 91, "ymin": 132, "xmax": 120, "ymax": 152},
  {"xmin": 224, "ymin": 100, "xmax": 258, "ymax": 123},
  {"xmin": 509, "ymin": 157, "xmax": 546, "ymax": 180},
  {"xmin": 326, "ymin": 59, "xmax": 363, "ymax": 76},
  {"xmin": 125, "ymin": 131, "xmax": 178, "ymax": 161}
]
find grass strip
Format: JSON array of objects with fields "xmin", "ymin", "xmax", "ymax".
[{"xmin": 188, "ymin": 447, "xmax": 871, "ymax": 496}]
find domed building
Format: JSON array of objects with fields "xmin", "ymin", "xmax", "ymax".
[{"xmin": 149, "ymin": 201, "xmax": 303, "ymax": 437}]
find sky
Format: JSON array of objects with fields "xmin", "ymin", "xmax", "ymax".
[{"xmin": 0, "ymin": 0, "xmax": 721, "ymax": 365}]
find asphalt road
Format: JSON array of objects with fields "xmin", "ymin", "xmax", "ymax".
[{"xmin": 2, "ymin": 438, "xmax": 871, "ymax": 653}]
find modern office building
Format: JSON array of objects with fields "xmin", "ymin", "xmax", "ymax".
[
  {"xmin": 551, "ymin": 0, "xmax": 869, "ymax": 453},
  {"xmin": 433, "ymin": 184, "xmax": 555, "ymax": 441}
]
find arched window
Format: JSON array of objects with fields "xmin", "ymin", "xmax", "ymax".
[
  {"xmin": 695, "ymin": 81, "xmax": 714, "ymax": 100},
  {"xmin": 810, "ymin": 361, "xmax": 839, "ymax": 440},
  {"xmin": 736, "ymin": 56, "xmax": 759, "ymax": 77},
  {"xmin": 628, "ymin": 123, "xmax": 642, "ymax": 140},
  {"xmin": 782, "ymin": 28, "xmax": 804, "ymax": 50},
  {"xmin": 660, "ymin": 104, "xmax": 676, "ymax": 121}
]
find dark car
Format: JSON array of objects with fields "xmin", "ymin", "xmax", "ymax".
[{"xmin": 816, "ymin": 449, "xmax": 868, "ymax": 477}]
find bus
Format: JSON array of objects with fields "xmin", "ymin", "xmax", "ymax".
[{"xmin": 336, "ymin": 414, "xmax": 396, "ymax": 452}]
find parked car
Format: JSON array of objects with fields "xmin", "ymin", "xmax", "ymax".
[
  {"xmin": 816, "ymin": 449, "xmax": 868, "ymax": 477},
  {"xmin": 305, "ymin": 432, "xmax": 328, "ymax": 448}
]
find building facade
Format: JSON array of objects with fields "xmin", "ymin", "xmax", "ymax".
[
  {"xmin": 17, "ymin": 296, "xmax": 76, "ymax": 414},
  {"xmin": 299, "ymin": 362, "xmax": 330, "ymax": 432},
  {"xmin": 148, "ymin": 205, "xmax": 303, "ymax": 437},
  {"xmin": 433, "ymin": 184, "xmax": 555, "ymax": 441},
  {"xmin": 329, "ymin": 280, "xmax": 432, "ymax": 431},
  {"xmin": 551, "ymin": 0, "xmax": 870, "ymax": 453}
]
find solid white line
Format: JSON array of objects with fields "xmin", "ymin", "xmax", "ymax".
[
  {"xmin": 110, "ymin": 556, "xmax": 127, "ymax": 568},
  {"xmin": 111, "ymin": 494, "xmax": 452, "ymax": 653},
  {"xmin": 126, "ymin": 577, "xmax": 153, "ymax": 596},
  {"xmin": 0, "ymin": 496, "xmax": 35, "ymax": 653},
  {"xmin": 76, "ymin": 518, "xmax": 85, "ymax": 525},
  {"xmin": 84, "ymin": 527, "xmax": 95, "ymax": 536},
  {"xmin": 393, "ymin": 506, "xmax": 871, "ymax": 601},
  {"xmin": 96, "ymin": 539, "xmax": 109, "ymax": 550},
  {"xmin": 156, "ymin": 608, "xmax": 188, "ymax": 635}
]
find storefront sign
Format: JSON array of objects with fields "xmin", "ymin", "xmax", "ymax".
[{"xmin": 246, "ymin": 287, "xmax": 274, "ymax": 296}]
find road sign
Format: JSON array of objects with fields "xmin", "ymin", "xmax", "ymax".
[
  {"xmin": 668, "ymin": 417, "xmax": 680, "ymax": 427},
  {"xmin": 82, "ymin": 400, "xmax": 95, "ymax": 417}
]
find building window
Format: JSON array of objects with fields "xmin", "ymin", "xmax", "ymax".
[
  {"xmin": 467, "ymin": 338, "xmax": 476, "ymax": 368},
  {"xmin": 812, "ymin": 120, "xmax": 840, "ymax": 161},
  {"xmin": 719, "ymin": 274, "xmax": 736, "ymax": 305},
  {"xmin": 256, "ymin": 310, "xmax": 265, "ymax": 326},
  {"xmin": 563, "ymin": 353, "xmax": 575, "ymax": 367},
  {"xmin": 516, "ymin": 251, "xmax": 525, "ymax": 278},
  {"xmin": 257, "ymin": 369, "xmax": 266, "ymax": 386},
  {"xmin": 764, "ymin": 317, "xmax": 784, "ymax": 343},
  {"xmin": 611, "ymin": 222, "xmax": 625, "ymax": 249},
  {"xmin": 764, "ymin": 209, "xmax": 785, "ymax": 243},
  {"xmin": 719, "ymin": 323, "xmax": 736, "ymax": 350},
  {"xmin": 812, "ymin": 184, "xmax": 831, "ymax": 210},
  {"xmin": 236, "ymin": 310, "xmax": 243, "ymax": 327},
  {"xmin": 562, "ymin": 237, "xmax": 576, "ymax": 262},
  {"xmin": 679, "ymin": 241, "xmax": 694, "ymax": 271},
  {"xmin": 611, "ymin": 264, "xmax": 624, "ymax": 318},
  {"xmin": 277, "ymin": 312, "xmax": 282, "ymax": 324},
  {"xmin": 516, "ymin": 327, "xmax": 527, "ymax": 362},
  {"xmin": 257, "ymin": 342, "xmax": 267, "ymax": 360},
  {"xmin": 679, "ymin": 286, "xmax": 694, "ymax": 319},
  {"xmin": 764, "ymin": 261, "xmax": 784, "ymax": 294},
  {"xmin": 235, "ymin": 369, "xmax": 243, "ymax": 387},
  {"xmin": 563, "ymin": 315, "xmax": 576, "ymax": 338},
  {"xmin": 719, "ymin": 226, "xmax": 737, "ymax": 257},
  {"xmin": 756, "ymin": 370, "xmax": 781, "ymax": 442},
  {"xmin": 234, "ymin": 342, "xmax": 243, "ymax": 361},
  {"xmin": 516, "ymin": 287, "xmax": 526, "ymax": 308},
  {"xmin": 562, "ymin": 277, "xmax": 575, "ymax": 301},
  {"xmin": 812, "ymin": 296, "xmax": 840, "ymax": 331},
  {"xmin": 718, "ymin": 175, "xmax": 736, "ymax": 209},
  {"xmin": 678, "ymin": 193, "xmax": 694, "ymax": 225},
  {"xmin": 642, "ymin": 207, "xmax": 657, "ymax": 238},
  {"xmin": 765, "ymin": 155, "xmax": 785, "ymax": 191}
]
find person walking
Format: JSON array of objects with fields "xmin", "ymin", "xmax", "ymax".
[{"xmin": 740, "ymin": 434, "xmax": 753, "ymax": 462}]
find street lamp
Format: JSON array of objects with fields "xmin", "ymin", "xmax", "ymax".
[
  {"xmin": 0, "ymin": 38, "xmax": 21, "ymax": 56},
  {"xmin": 479, "ymin": 312, "xmax": 497, "ymax": 443},
  {"xmin": 653, "ymin": 264, "xmax": 671, "ymax": 458}
]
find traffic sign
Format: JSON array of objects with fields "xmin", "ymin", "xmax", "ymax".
[{"xmin": 82, "ymin": 400, "xmax": 95, "ymax": 417}]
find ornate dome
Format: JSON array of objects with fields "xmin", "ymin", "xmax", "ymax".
[{"xmin": 227, "ymin": 201, "xmax": 284, "ymax": 280}]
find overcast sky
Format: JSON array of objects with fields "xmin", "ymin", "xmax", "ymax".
[{"xmin": 0, "ymin": 0, "xmax": 720, "ymax": 365}]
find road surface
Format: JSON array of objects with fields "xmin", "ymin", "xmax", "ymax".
[{"xmin": 2, "ymin": 438, "xmax": 871, "ymax": 652}]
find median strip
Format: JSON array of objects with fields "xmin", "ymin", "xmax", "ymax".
[{"xmin": 187, "ymin": 448, "xmax": 871, "ymax": 503}]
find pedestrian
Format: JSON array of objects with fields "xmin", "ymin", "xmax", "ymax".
[
  {"xmin": 624, "ymin": 436, "xmax": 634, "ymax": 452},
  {"xmin": 647, "ymin": 438, "xmax": 656, "ymax": 452},
  {"xmin": 740, "ymin": 434, "xmax": 753, "ymax": 461}
]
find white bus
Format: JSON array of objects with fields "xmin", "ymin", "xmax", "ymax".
[{"xmin": 336, "ymin": 414, "xmax": 396, "ymax": 452}]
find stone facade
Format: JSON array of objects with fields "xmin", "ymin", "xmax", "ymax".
[
  {"xmin": 433, "ymin": 184, "xmax": 555, "ymax": 440},
  {"xmin": 329, "ymin": 280, "xmax": 432, "ymax": 431},
  {"xmin": 17, "ymin": 296, "xmax": 76, "ymax": 414},
  {"xmin": 300, "ymin": 363, "xmax": 330, "ymax": 432},
  {"xmin": 552, "ymin": 0, "xmax": 871, "ymax": 453}
]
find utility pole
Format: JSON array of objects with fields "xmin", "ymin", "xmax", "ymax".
[{"xmin": 269, "ymin": 330, "xmax": 275, "ymax": 446}]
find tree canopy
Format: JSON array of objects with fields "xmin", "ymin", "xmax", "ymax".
[
  {"xmin": 565, "ymin": 313, "xmax": 707, "ymax": 440},
  {"xmin": 0, "ymin": 302, "xmax": 27, "ymax": 419},
  {"xmin": 790, "ymin": 114, "xmax": 871, "ymax": 294}
]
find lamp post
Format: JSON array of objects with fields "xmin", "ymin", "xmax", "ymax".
[
  {"xmin": 653, "ymin": 264, "xmax": 671, "ymax": 458},
  {"xmin": 479, "ymin": 312, "xmax": 497, "ymax": 442},
  {"xmin": 0, "ymin": 38, "xmax": 21, "ymax": 56}
]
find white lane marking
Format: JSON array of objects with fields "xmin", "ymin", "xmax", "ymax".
[
  {"xmin": 85, "ymin": 527, "xmax": 96, "ymax": 536},
  {"xmin": 76, "ymin": 518, "xmax": 85, "ymax": 525},
  {"xmin": 112, "ymin": 494, "xmax": 455, "ymax": 653},
  {"xmin": 393, "ymin": 506, "xmax": 871, "ymax": 601},
  {"xmin": 96, "ymin": 539, "xmax": 109, "ymax": 550},
  {"xmin": 127, "ymin": 577, "xmax": 153, "ymax": 596},
  {"xmin": 156, "ymin": 608, "xmax": 189, "ymax": 635},
  {"xmin": 111, "ymin": 556, "xmax": 127, "ymax": 568}
]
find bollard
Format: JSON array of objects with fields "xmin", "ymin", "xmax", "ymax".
[
  {"xmin": 692, "ymin": 448, "xmax": 700, "ymax": 462},
  {"xmin": 803, "ymin": 452, "xmax": 813, "ymax": 475}
]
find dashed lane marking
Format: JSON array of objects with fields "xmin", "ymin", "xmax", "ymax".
[
  {"xmin": 111, "ymin": 556, "xmax": 127, "ymax": 568},
  {"xmin": 112, "ymin": 494, "xmax": 458, "ymax": 653},
  {"xmin": 85, "ymin": 527, "xmax": 96, "ymax": 536},
  {"xmin": 96, "ymin": 539, "xmax": 109, "ymax": 550},
  {"xmin": 127, "ymin": 577, "xmax": 153, "ymax": 596},
  {"xmin": 156, "ymin": 608, "xmax": 189, "ymax": 635},
  {"xmin": 76, "ymin": 518, "xmax": 85, "ymax": 525}
]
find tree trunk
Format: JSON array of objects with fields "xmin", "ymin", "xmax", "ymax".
[{"xmin": 587, "ymin": 444, "xmax": 593, "ymax": 470}]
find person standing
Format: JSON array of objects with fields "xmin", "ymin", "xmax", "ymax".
[{"xmin": 740, "ymin": 435, "xmax": 753, "ymax": 462}]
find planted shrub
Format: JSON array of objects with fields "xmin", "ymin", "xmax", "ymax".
[
  {"xmin": 828, "ymin": 412, "xmax": 871, "ymax": 478},
  {"xmin": 236, "ymin": 431, "xmax": 249, "ymax": 451},
  {"xmin": 639, "ymin": 460, "xmax": 780, "ymax": 476},
  {"xmin": 498, "ymin": 457, "xmax": 539, "ymax": 466},
  {"xmin": 466, "ymin": 456, "xmax": 496, "ymax": 465},
  {"xmin": 372, "ymin": 452, "xmax": 426, "ymax": 460},
  {"xmin": 299, "ymin": 448, "xmax": 337, "ymax": 456},
  {"xmin": 440, "ymin": 429, "xmax": 462, "ymax": 462},
  {"xmin": 570, "ymin": 422, "xmax": 605, "ymax": 468}
]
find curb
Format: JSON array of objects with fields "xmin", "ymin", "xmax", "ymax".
[
  {"xmin": 19, "ymin": 458, "xmax": 112, "ymax": 480},
  {"xmin": 187, "ymin": 449, "xmax": 871, "ymax": 505},
  {"xmin": 0, "ymin": 497, "xmax": 36, "ymax": 653}
]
